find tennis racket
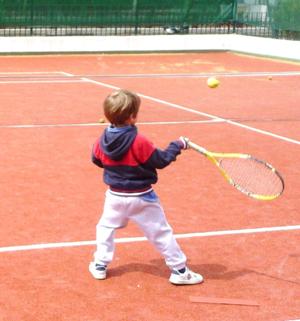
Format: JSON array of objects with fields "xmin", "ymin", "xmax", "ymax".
[{"xmin": 187, "ymin": 140, "xmax": 284, "ymax": 201}]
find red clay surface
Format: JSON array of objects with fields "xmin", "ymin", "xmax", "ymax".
[{"xmin": 0, "ymin": 52, "xmax": 299, "ymax": 321}]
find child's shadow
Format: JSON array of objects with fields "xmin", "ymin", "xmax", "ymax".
[
  {"xmin": 108, "ymin": 259, "xmax": 251, "ymax": 280},
  {"xmin": 191, "ymin": 263, "xmax": 252, "ymax": 280},
  {"xmin": 109, "ymin": 261, "xmax": 168, "ymax": 279}
]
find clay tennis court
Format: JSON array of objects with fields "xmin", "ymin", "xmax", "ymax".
[{"xmin": 0, "ymin": 51, "xmax": 299, "ymax": 321}]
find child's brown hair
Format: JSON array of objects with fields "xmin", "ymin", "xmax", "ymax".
[{"xmin": 103, "ymin": 89, "xmax": 141, "ymax": 126}]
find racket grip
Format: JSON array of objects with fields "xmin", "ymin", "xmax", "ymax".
[{"xmin": 187, "ymin": 141, "xmax": 207, "ymax": 155}]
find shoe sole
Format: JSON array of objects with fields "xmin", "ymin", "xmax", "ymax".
[
  {"xmin": 169, "ymin": 280, "xmax": 204, "ymax": 285},
  {"xmin": 169, "ymin": 275, "xmax": 204, "ymax": 285}
]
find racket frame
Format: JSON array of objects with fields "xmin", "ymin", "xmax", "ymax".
[{"xmin": 187, "ymin": 141, "xmax": 284, "ymax": 201}]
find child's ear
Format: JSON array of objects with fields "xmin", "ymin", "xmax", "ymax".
[{"xmin": 130, "ymin": 114, "xmax": 137, "ymax": 123}]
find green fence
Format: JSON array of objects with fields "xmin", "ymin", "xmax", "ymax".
[
  {"xmin": 0, "ymin": 0, "xmax": 299, "ymax": 40},
  {"xmin": 235, "ymin": 0, "xmax": 300, "ymax": 39}
]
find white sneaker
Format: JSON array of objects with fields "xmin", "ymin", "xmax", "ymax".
[
  {"xmin": 89, "ymin": 262, "xmax": 107, "ymax": 280},
  {"xmin": 169, "ymin": 267, "xmax": 203, "ymax": 285}
]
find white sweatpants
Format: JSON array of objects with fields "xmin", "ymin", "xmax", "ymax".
[{"xmin": 93, "ymin": 190, "xmax": 187, "ymax": 270}]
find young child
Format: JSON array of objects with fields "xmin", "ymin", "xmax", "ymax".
[{"xmin": 89, "ymin": 89, "xmax": 203, "ymax": 285}]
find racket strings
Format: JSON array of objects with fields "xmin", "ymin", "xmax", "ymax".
[{"xmin": 219, "ymin": 157, "xmax": 283, "ymax": 197}]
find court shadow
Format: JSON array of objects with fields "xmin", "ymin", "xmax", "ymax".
[
  {"xmin": 108, "ymin": 257, "xmax": 300, "ymax": 285},
  {"xmin": 192, "ymin": 262, "xmax": 300, "ymax": 285},
  {"xmin": 148, "ymin": 259, "xmax": 252, "ymax": 280},
  {"xmin": 108, "ymin": 259, "xmax": 168, "ymax": 279},
  {"xmin": 109, "ymin": 259, "xmax": 252, "ymax": 281},
  {"xmin": 189, "ymin": 263, "xmax": 253, "ymax": 280}
]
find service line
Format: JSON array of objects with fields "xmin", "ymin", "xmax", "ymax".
[{"xmin": 80, "ymin": 76, "xmax": 300, "ymax": 146}]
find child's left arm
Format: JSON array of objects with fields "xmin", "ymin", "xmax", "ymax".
[{"xmin": 91, "ymin": 141, "xmax": 103, "ymax": 168}]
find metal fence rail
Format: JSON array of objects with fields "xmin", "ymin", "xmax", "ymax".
[{"xmin": 0, "ymin": 0, "xmax": 299, "ymax": 40}]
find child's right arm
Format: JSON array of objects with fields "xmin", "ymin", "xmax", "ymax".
[
  {"xmin": 146, "ymin": 140, "xmax": 185, "ymax": 169},
  {"xmin": 134, "ymin": 135, "xmax": 187, "ymax": 169}
]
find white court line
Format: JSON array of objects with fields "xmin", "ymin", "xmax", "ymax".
[
  {"xmin": 0, "ymin": 80, "xmax": 84, "ymax": 84},
  {"xmin": 3, "ymin": 70, "xmax": 298, "ymax": 79},
  {"xmin": 0, "ymin": 71, "xmax": 79, "ymax": 84},
  {"xmin": 0, "ymin": 71, "xmax": 66, "ymax": 75},
  {"xmin": 81, "ymin": 77, "xmax": 300, "ymax": 146},
  {"xmin": 1, "ymin": 70, "xmax": 299, "ymax": 78},
  {"xmin": 60, "ymin": 71, "xmax": 76, "ymax": 77},
  {"xmin": 74, "ymin": 71, "xmax": 300, "ymax": 79},
  {"xmin": 1, "ymin": 71, "xmax": 299, "ymax": 146},
  {"xmin": 0, "ymin": 224, "xmax": 299, "ymax": 253},
  {"xmin": 0, "ymin": 119, "xmax": 221, "ymax": 129},
  {"xmin": 1, "ymin": 70, "xmax": 299, "ymax": 81}
]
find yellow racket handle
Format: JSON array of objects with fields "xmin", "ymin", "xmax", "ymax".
[{"xmin": 187, "ymin": 141, "xmax": 250, "ymax": 159}]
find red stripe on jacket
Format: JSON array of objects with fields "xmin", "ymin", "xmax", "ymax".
[{"xmin": 93, "ymin": 133, "xmax": 155, "ymax": 166}]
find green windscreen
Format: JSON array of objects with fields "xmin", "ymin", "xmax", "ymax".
[{"xmin": 0, "ymin": 0, "xmax": 299, "ymax": 39}]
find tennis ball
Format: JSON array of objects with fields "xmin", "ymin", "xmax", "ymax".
[
  {"xmin": 98, "ymin": 118, "xmax": 105, "ymax": 123},
  {"xmin": 207, "ymin": 77, "xmax": 220, "ymax": 88},
  {"xmin": 268, "ymin": 75, "xmax": 273, "ymax": 80}
]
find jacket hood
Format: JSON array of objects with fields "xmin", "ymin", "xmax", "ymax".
[{"xmin": 100, "ymin": 125, "xmax": 137, "ymax": 161}]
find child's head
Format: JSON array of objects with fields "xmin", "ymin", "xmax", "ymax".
[{"xmin": 103, "ymin": 89, "xmax": 141, "ymax": 126}]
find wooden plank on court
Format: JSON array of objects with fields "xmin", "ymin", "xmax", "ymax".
[{"xmin": 189, "ymin": 296, "xmax": 259, "ymax": 307}]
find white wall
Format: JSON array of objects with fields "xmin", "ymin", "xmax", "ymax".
[
  {"xmin": 0, "ymin": 34, "xmax": 299, "ymax": 61},
  {"xmin": 228, "ymin": 35, "xmax": 300, "ymax": 61}
]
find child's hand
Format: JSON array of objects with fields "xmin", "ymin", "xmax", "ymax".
[{"xmin": 179, "ymin": 136, "xmax": 190, "ymax": 149}]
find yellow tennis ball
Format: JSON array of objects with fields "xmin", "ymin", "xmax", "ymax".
[
  {"xmin": 98, "ymin": 118, "xmax": 105, "ymax": 123},
  {"xmin": 207, "ymin": 77, "xmax": 220, "ymax": 88}
]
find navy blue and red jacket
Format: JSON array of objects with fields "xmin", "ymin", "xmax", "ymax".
[{"xmin": 92, "ymin": 125, "xmax": 184, "ymax": 192}]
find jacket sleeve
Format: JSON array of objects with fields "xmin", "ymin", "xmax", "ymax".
[
  {"xmin": 91, "ymin": 141, "xmax": 103, "ymax": 168},
  {"xmin": 145, "ymin": 140, "xmax": 183, "ymax": 169}
]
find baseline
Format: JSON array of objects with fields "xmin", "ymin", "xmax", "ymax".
[
  {"xmin": 0, "ymin": 224, "xmax": 299, "ymax": 253},
  {"xmin": 0, "ymin": 119, "xmax": 221, "ymax": 129}
]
